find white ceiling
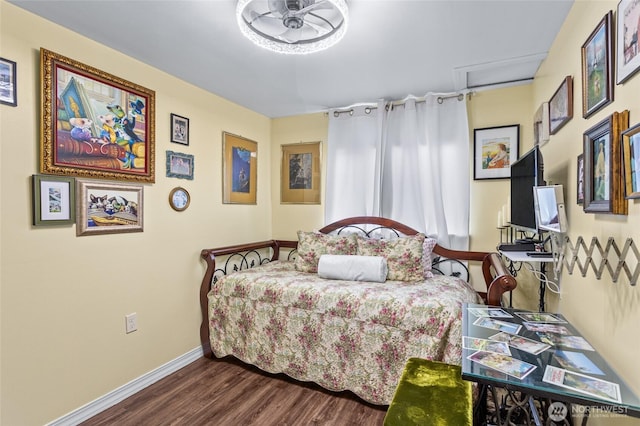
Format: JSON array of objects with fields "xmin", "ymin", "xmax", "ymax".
[{"xmin": 9, "ymin": 0, "xmax": 574, "ymax": 118}]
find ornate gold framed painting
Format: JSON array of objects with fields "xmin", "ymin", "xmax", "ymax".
[
  {"xmin": 76, "ymin": 179, "xmax": 143, "ymax": 236},
  {"xmin": 40, "ymin": 48, "xmax": 156, "ymax": 183},
  {"xmin": 281, "ymin": 142, "xmax": 321, "ymax": 204},
  {"xmin": 222, "ymin": 132, "xmax": 257, "ymax": 204}
]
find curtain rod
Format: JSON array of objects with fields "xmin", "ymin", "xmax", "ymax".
[{"xmin": 331, "ymin": 92, "xmax": 472, "ymax": 117}]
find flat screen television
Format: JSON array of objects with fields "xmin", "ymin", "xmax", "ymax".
[
  {"xmin": 510, "ymin": 146, "xmax": 545, "ymax": 235},
  {"xmin": 534, "ymin": 185, "xmax": 568, "ymax": 233}
]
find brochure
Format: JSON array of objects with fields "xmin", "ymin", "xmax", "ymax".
[
  {"xmin": 467, "ymin": 351, "xmax": 536, "ymax": 380},
  {"xmin": 515, "ymin": 312, "xmax": 566, "ymax": 323},
  {"xmin": 467, "ymin": 307, "xmax": 513, "ymax": 318},
  {"xmin": 536, "ymin": 333, "xmax": 595, "ymax": 351},
  {"xmin": 553, "ymin": 350, "xmax": 604, "ymax": 375},
  {"xmin": 489, "ymin": 331, "xmax": 551, "ymax": 355},
  {"xmin": 543, "ymin": 365, "xmax": 621, "ymax": 403},
  {"xmin": 473, "ymin": 317, "xmax": 522, "ymax": 334},
  {"xmin": 463, "ymin": 336, "xmax": 511, "ymax": 355},
  {"xmin": 522, "ymin": 322, "xmax": 570, "ymax": 335}
]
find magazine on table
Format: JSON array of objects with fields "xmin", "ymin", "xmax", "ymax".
[
  {"xmin": 467, "ymin": 307, "xmax": 513, "ymax": 318},
  {"xmin": 537, "ymin": 333, "xmax": 595, "ymax": 351},
  {"xmin": 543, "ymin": 365, "xmax": 621, "ymax": 403},
  {"xmin": 473, "ymin": 317, "xmax": 522, "ymax": 334},
  {"xmin": 553, "ymin": 350, "xmax": 604, "ymax": 375},
  {"xmin": 515, "ymin": 312, "xmax": 566, "ymax": 323},
  {"xmin": 522, "ymin": 322, "xmax": 570, "ymax": 335},
  {"xmin": 467, "ymin": 351, "xmax": 536, "ymax": 380},
  {"xmin": 488, "ymin": 331, "xmax": 551, "ymax": 355},
  {"xmin": 463, "ymin": 336, "xmax": 511, "ymax": 355}
]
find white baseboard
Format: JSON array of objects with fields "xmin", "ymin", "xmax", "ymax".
[{"xmin": 47, "ymin": 346, "xmax": 204, "ymax": 426}]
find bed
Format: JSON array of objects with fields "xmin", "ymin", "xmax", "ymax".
[{"xmin": 199, "ymin": 216, "xmax": 516, "ymax": 405}]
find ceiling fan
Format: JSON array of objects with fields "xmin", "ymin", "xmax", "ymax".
[{"xmin": 236, "ymin": 0, "xmax": 349, "ymax": 54}]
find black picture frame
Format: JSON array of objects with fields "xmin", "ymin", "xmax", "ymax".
[
  {"xmin": 0, "ymin": 57, "xmax": 17, "ymax": 107},
  {"xmin": 473, "ymin": 125, "xmax": 520, "ymax": 180},
  {"xmin": 171, "ymin": 113, "xmax": 189, "ymax": 145}
]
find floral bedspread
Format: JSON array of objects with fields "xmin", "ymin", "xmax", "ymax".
[{"xmin": 208, "ymin": 261, "xmax": 482, "ymax": 405}]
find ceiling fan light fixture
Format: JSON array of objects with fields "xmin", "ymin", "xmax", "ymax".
[{"xmin": 236, "ymin": 0, "xmax": 349, "ymax": 55}]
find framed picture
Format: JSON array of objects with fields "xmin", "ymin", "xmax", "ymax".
[
  {"xmin": 40, "ymin": 48, "xmax": 156, "ymax": 183},
  {"xmin": 581, "ymin": 12, "xmax": 614, "ymax": 118},
  {"xmin": 473, "ymin": 125, "xmax": 519, "ymax": 180},
  {"xmin": 166, "ymin": 150, "xmax": 194, "ymax": 180},
  {"xmin": 533, "ymin": 102, "xmax": 550, "ymax": 146},
  {"xmin": 621, "ymin": 122, "xmax": 640, "ymax": 198},
  {"xmin": 31, "ymin": 175, "xmax": 75, "ymax": 226},
  {"xmin": 583, "ymin": 111, "xmax": 628, "ymax": 214},
  {"xmin": 549, "ymin": 76, "xmax": 573, "ymax": 135},
  {"xmin": 0, "ymin": 57, "xmax": 17, "ymax": 107},
  {"xmin": 617, "ymin": 0, "xmax": 640, "ymax": 84},
  {"xmin": 281, "ymin": 142, "xmax": 321, "ymax": 204},
  {"xmin": 170, "ymin": 113, "xmax": 189, "ymax": 145},
  {"xmin": 76, "ymin": 179, "xmax": 143, "ymax": 236},
  {"xmin": 223, "ymin": 132, "xmax": 257, "ymax": 204},
  {"xmin": 577, "ymin": 154, "xmax": 585, "ymax": 205}
]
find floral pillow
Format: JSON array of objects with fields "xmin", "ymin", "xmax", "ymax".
[
  {"xmin": 422, "ymin": 237, "xmax": 438, "ymax": 279},
  {"xmin": 294, "ymin": 231, "xmax": 358, "ymax": 273},
  {"xmin": 356, "ymin": 233, "xmax": 426, "ymax": 281}
]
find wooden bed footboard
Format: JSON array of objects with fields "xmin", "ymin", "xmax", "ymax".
[{"xmin": 199, "ymin": 217, "xmax": 516, "ymax": 358}]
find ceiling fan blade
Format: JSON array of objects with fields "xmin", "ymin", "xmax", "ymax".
[
  {"xmin": 275, "ymin": 27, "xmax": 304, "ymax": 43},
  {"xmin": 291, "ymin": 0, "xmax": 331, "ymax": 17},
  {"xmin": 268, "ymin": 0, "xmax": 288, "ymax": 17}
]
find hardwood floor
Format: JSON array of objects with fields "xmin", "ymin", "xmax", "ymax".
[{"xmin": 81, "ymin": 356, "xmax": 388, "ymax": 426}]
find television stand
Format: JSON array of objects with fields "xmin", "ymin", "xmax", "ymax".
[{"xmin": 499, "ymin": 250, "xmax": 554, "ymax": 312}]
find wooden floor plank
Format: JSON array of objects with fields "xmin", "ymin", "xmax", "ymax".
[{"xmin": 81, "ymin": 356, "xmax": 388, "ymax": 426}]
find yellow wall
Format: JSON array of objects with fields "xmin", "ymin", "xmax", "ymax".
[{"xmin": 1, "ymin": 2, "xmax": 272, "ymax": 424}]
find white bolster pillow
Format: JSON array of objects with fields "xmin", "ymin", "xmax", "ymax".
[{"xmin": 317, "ymin": 255, "xmax": 388, "ymax": 282}]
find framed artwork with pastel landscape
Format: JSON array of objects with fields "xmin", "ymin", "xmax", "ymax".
[{"xmin": 40, "ymin": 48, "xmax": 156, "ymax": 183}]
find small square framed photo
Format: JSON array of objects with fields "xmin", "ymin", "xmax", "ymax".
[
  {"xmin": 0, "ymin": 57, "xmax": 17, "ymax": 107},
  {"xmin": 166, "ymin": 150, "xmax": 194, "ymax": 180},
  {"xmin": 32, "ymin": 175, "xmax": 75, "ymax": 226},
  {"xmin": 171, "ymin": 113, "xmax": 189, "ymax": 145},
  {"xmin": 473, "ymin": 125, "xmax": 519, "ymax": 180}
]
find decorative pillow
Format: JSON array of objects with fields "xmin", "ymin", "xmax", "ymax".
[
  {"xmin": 422, "ymin": 237, "xmax": 438, "ymax": 279},
  {"xmin": 356, "ymin": 233, "xmax": 426, "ymax": 281},
  {"xmin": 294, "ymin": 231, "xmax": 358, "ymax": 273},
  {"xmin": 318, "ymin": 254, "xmax": 388, "ymax": 282}
]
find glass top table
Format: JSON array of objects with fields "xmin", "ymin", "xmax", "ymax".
[{"xmin": 461, "ymin": 303, "xmax": 640, "ymax": 422}]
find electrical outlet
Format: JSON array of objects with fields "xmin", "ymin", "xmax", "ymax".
[{"xmin": 125, "ymin": 313, "xmax": 137, "ymax": 334}]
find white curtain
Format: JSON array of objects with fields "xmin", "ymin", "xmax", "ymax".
[
  {"xmin": 325, "ymin": 101, "xmax": 385, "ymax": 222},
  {"xmin": 326, "ymin": 94, "xmax": 470, "ymax": 250}
]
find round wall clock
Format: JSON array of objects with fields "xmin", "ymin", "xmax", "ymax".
[{"xmin": 169, "ymin": 187, "xmax": 190, "ymax": 211}]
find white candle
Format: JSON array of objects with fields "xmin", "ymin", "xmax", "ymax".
[
  {"xmin": 497, "ymin": 211, "xmax": 503, "ymax": 228},
  {"xmin": 501, "ymin": 204, "xmax": 507, "ymax": 226},
  {"xmin": 506, "ymin": 197, "xmax": 511, "ymax": 222}
]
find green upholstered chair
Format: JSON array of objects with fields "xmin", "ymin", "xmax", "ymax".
[{"xmin": 384, "ymin": 358, "xmax": 473, "ymax": 426}]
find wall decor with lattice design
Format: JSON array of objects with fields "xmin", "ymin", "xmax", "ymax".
[{"xmin": 557, "ymin": 235, "xmax": 639, "ymax": 286}]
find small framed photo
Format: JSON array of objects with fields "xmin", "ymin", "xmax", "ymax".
[
  {"xmin": 617, "ymin": 0, "xmax": 640, "ymax": 84},
  {"xmin": 171, "ymin": 113, "xmax": 189, "ymax": 145},
  {"xmin": 166, "ymin": 150, "xmax": 194, "ymax": 180},
  {"xmin": 577, "ymin": 154, "xmax": 585, "ymax": 205},
  {"xmin": 581, "ymin": 11, "xmax": 614, "ymax": 118},
  {"xmin": 223, "ymin": 132, "xmax": 257, "ymax": 204},
  {"xmin": 549, "ymin": 76, "xmax": 573, "ymax": 135},
  {"xmin": 473, "ymin": 125, "xmax": 519, "ymax": 180},
  {"xmin": 281, "ymin": 142, "xmax": 321, "ymax": 204},
  {"xmin": 0, "ymin": 57, "xmax": 17, "ymax": 107},
  {"xmin": 533, "ymin": 102, "xmax": 550, "ymax": 146},
  {"xmin": 621, "ymin": 122, "xmax": 640, "ymax": 199},
  {"xmin": 32, "ymin": 175, "xmax": 75, "ymax": 226},
  {"xmin": 76, "ymin": 179, "xmax": 143, "ymax": 236}
]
